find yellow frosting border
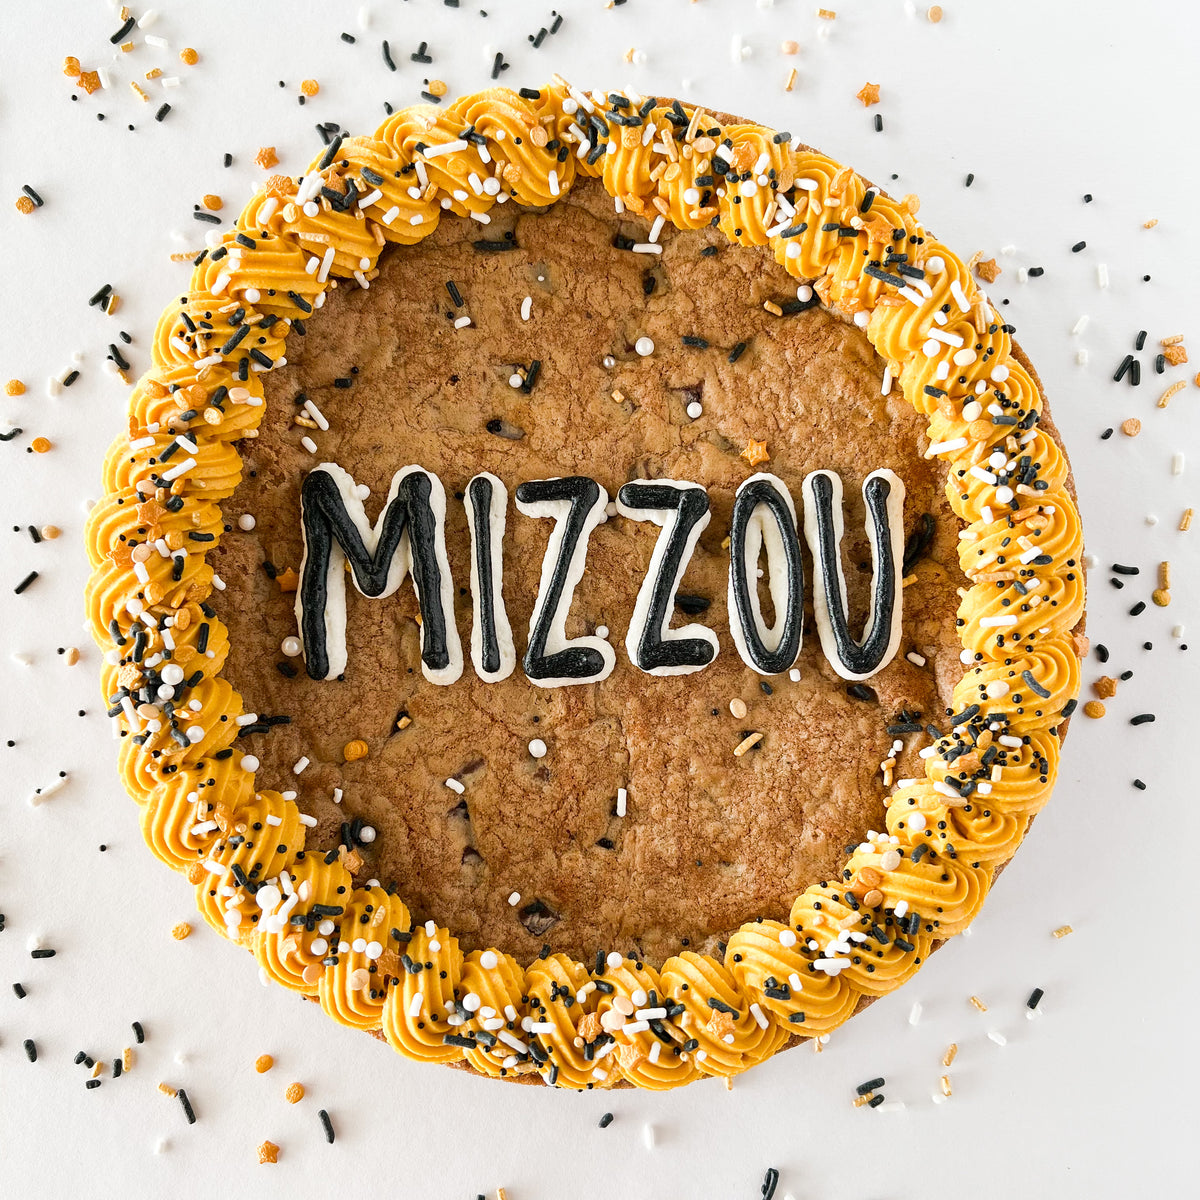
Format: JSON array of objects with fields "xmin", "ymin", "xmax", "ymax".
[{"xmin": 83, "ymin": 79, "xmax": 1084, "ymax": 1090}]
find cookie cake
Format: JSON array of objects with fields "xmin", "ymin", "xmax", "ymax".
[{"xmin": 83, "ymin": 78, "xmax": 1084, "ymax": 1090}]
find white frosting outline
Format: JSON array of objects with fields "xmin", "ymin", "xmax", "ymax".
[
  {"xmin": 296, "ymin": 462, "xmax": 463, "ymax": 686},
  {"xmin": 801, "ymin": 468, "xmax": 906, "ymax": 682},
  {"xmin": 616, "ymin": 479, "xmax": 718, "ymax": 676},
  {"xmin": 464, "ymin": 471, "xmax": 516, "ymax": 683}
]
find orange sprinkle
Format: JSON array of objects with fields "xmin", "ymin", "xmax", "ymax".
[
  {"xmin": 343, "ymin": 739, "xmax": 369, "ymax": 762},
  {"xmin": 202, "ymin": 194, "xmax": 223, "ymax": 212},
  {"xmin": 120, "ymin": 41, "xmax": 134, "ymax": 53},
  {"xmin": 284, "ymin": 1082, "xmax": 304, "ymax": 1104},
  {"xmin": 257, "ymin": 1141, "xmax": 279, "ymax": 1165},
  {"xmin": 275, "ymin": 567, "xmax": 299, "ymax": 592},
  {"xmin": 969, "ymin": 995, "xmax": 988, "ymax": 1013},
  {"xmin": 255, "ymin": 146, "xmax": 279, "ymax": 171},
  {"xmin": 1052, "ymin": 924, "xmax": 1074, "ymax": 939},
  {"xmin": 784, "ymin": 67, "xmax": 797, "ymax": 92},
  {"xmin": 927, "ymin": 4, "xmax": 944, "ymax": 20},
  {"xmin": 130, "ymin": 81, "xmax": 149, "ymax": 102},
  {"xmin": 171, "ymin": 922, "xmax": 192, "ymax": 941},
  {"xmin": 31, "ymin": 437, "xmax": 52, "ymax": 453},
  {"xmin": 300, "ymin": 78, "xmax": 320, "ymax": 97},
  {"xmin": 180, "ymin": 47, "xmax": 199, "ymax": 66},
  {"xmin": 255, "ymin": 1054, "xmax": 274, "ymax": 1074},
  {"xmin": 856, "ymin": 82, "xmax": 881, "ymax": 107},
  {"xmin": 145, "ymin": 68, "xmax": 163, "ymax": 81},
  {"xmin": 427, "ymin": 79, "xmax": 448, "ymax": 98},
  {"xmin": 741, "ymin": 439, "xmax": 770, "ymax": 467},
  {"xmin": 942, "ymin": 1043, "xmax": 958, "ymax": 1067},
  {"xmin": 1083, "ymin": 700, "xmax": 1106, "ymax": 719},
  {"xmin": 77, "ymin": 70, "xmax": 102, "ymax": 95},
  {"xmin": 15, "ymin": 196, "xmax": 35, "ymax": 215},
  {"xmin": 6, "ymin": 379, "xmax": 25, "ymax": 396},
  {"xmin": 63, "ymin": 56, "xmax": 81, "ymax": 77}
]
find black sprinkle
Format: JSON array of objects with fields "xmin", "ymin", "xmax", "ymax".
[
  {"xmin": 21, "ymin": 185, "xmax": 45, "ymax": 207},
  {"xmin": 14, "ymin": 571, "xmax": 38, "ymax": 595},
  {"xmin": 154, "ymin": 104, "xmax": 171, "ymax": 123},
  {"xmin": 1071, "ymin": 241, "xmax": 1086, "ymax": 253},
  {"xmin": 318, "ymin": 1108, "xmax": 335, "ymax": 1143},
  {"xmin": 110, "ymin": 16, "xmax": 136, "ymax": 43},
  {"xmin": 132, "ymin": 1021, "xmax": 145, "ymax": 1044},
  {"xmin": 177, "ymin": 1088, "xmax": 196, "ymax": 1124},
  {"xmin": 30, "ymin": 948, "xmax": 55, "ymax": 960},
  {"xmin": 1129, "ymin": 713, "xmax": 1155, "ymax": 726},
  {"xmin": 12, "ymin": 983, "xmax": 26, "ymax": 998},
  {"xmin": 599, "ymin": 1112, "xmax": 614, "ymax": 1128},
  {"xmin": 23, "ymin": 1039, "xmax": 37, "ymax": 1062},
  {"xmin": 1027, "ymin": 987, "xmax": 1044, "ymax": 1010}
]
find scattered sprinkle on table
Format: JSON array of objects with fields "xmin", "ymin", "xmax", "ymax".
[{"xmin": 171, "ymin": 922, "xmax": 191, "ymax": 941}]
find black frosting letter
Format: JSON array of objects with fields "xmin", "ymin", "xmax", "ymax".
[
  {"xmin": 616, "ymin": 480, "xmax": 718, "ymax": 674},
  {"xmin": 801, "ymin": 469, "xmax": 905, "ymax": 681},
  {"xmin": 296, "ymin": 463, "xmax": 463, "ymax": 685},
  {"xmin": 515, "ymin": 476, "xmax": 615, "ymax": 687},
  {"xmin": 727, "ymin": 473, "xmax": 805, "ymax": 676}
]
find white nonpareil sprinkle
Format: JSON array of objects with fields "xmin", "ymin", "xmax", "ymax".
[
  {"xmin": 686, "ymin": 400, "xmax": 703, "ymax": 419},
  {"xmin": 445, "ymin": 777, "xmax": 465, "ymax": 794},
  {"xmin": 528, "ymin": 738, "xmax": 548, "ymax": 759},
  {"xmin": 635, "ymin": 336, "xmax": 655, "ymax": 357},
  {"xmin": 281, "ymin": 637, "xmax": 302, "ymax": 657}
]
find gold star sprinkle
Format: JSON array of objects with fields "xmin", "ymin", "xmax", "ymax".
[
  {"xmin": 741, "ymin": 439, "xmax": 770, "ymax": 467},
  {"xmin": 856, "ymin": 82, "xmax": 881, "ymax": 107}
]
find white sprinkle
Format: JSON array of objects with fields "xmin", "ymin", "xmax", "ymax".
[
  {"xmin": 301, "ymin": 436, "xmax": 318, "ymax": 454},
  {"xmin": 409, "ymin": 991, "xmax": 424, "ymax": 1018},
  {"xmin": 643, "ymin": 1123, "xmax": 656, "ymax": 1150},
  {"xmin": 445, "ymin": 777, "xmax": 465, "ymax": 794},
  {"xmin": 988, "ymin": 1029, "xmax": 1008, "ymax": 1047},
  {"xmin": 686, "ymin": 400, "xmax": 703, "ymax": 419},
  {"xmin": 908, "ymin": 1001, "xmax": 923, "ymax": 1025},
  {"xmin": 779, "ymin": 928, "xmax": 797, "ymax": 947},
  {"xmin": 881, "ymin": 365, "xmax": 893, "ymax": 397},
  {"xmin": 906, "ymin": 651, "xmax": 926, "ymax": 667},
  {"xmin": 508, "ymin": 372, "xmax": 524, "ymax": 389},
  {"xmin": 635, "ymin": 336, "xmax": 655, "ymax": 357},
  {"xmin": 632, "ymin": 242, "xmax": 662, "ymax": 255},
  {"xmin": 607, "ymin": 951, "xmax": 623, "ymax": 969},
  {"xmin": 453, "ymin": 316, "xmax": 472, "ymax": 330},
  {"xmin": 281, "ymin": 637, "xmax": 302, "ymax": 657},
  {"xmin": 875, "ymin": 1101, "xmax": 907, "ymax": 1113},
  {"xmin": 237, "ymin": 513, "xmax": 256, "ymax": 531},
  {"xmin": 1097, "ymin": 263, "xmax": 1109, "ymax": 288},
  {"xmin": 1172, "ymin": 452, "xmax": 1185, "ymax": 476},
  {"xmin": 750, "ymin": 1002, "xmax": 769, "ymax": 1030},
  {"xmin": 507, "ymin": 892, "xmax": 521, "ymax": 906},
  {"xmin": 926, "ymin": 437, "xmax": 967, "ymax": 457},
  {"xmin": 422, "ymin": 139, "xmax": 469, "ymax": 159},
  {"xmin": 303, "ymin": 398, "xmax": 329, "ymax": 430},
  {"xmin": 240, "ymin": 755, "xmax": 260, "ymax": 772},
  {"xmin": 978, "ymin": 614, "xmax": 1018, "ymax": 628},
  {"xmin": 616, "ymin": 787, "xmax": 628, "ymax": 818},
  {"xmin": 1070, "ymin": 314, "xmax": 1090, "ymax": 335},
  {"xmin": 520, "ymin": 296, "xmax": 533, "ymax": 322},
  {"xmin": 160, "ymin": 456, "xmax": 196, "ymax": 482},
  {"xmin": 528, "ymin": 738, "xmax": 548, "ymax": 759}
]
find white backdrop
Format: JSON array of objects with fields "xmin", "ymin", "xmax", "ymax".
[{"xmin": 0, "ymin": 2, "xmax": 1196, "ymax": 1196}]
